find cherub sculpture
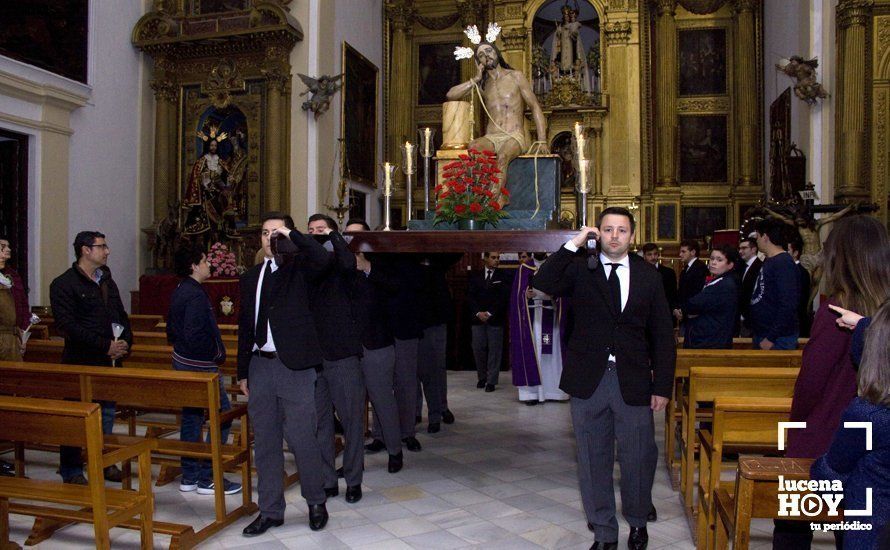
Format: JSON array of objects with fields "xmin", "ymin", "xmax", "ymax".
[
  {"xmin": 776, "ymin": 56, "xmax": 829, "ymax": 105},
  {"xmin": 298, "ymin": 73, "xmax": 343, "ymax": 117}
]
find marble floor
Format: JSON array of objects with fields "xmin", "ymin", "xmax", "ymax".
[{"xmin": 5, "ymin": 371, "xmax": 837, "ymax": 549}]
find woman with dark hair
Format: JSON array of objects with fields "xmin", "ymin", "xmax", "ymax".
[
  {"xmin": 0, "ymin": 237, "xmax": 29, "ymax": 360},
  {"xmin": 811, "ymin": 300, "xmax": 890, "ymax": 550},
  {"xmin": 678, "ymin": 245, "xmax": 739, "ymax": 349},
  {"xmin": 775, "ymin": 215, "xmax": 890, "ymax": 549}
]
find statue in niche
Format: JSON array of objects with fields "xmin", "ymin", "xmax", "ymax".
[
  {"xmin": 550, "ymin": 1, "xmax": 590, "ymax": 92},
  {"xmin": 776, "ymin": 56, "xmax": 829, "ymax": 105}
]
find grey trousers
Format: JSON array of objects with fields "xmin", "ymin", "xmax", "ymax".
[
  {"xmin": 247, "ymin": 355, "xmax": 326, "ymax": 518},
  {"xmin": 570, "ymin": 364, "xmax": 657, "ymax": 543},
  {"xmin": 416, "ymin": 324, "xmax": 447, "ymax": 423},
  {"xmin": 361, "ymin": 345, "xmax": 401, "ymax": 455},
  {"xmin": 471, "ymin": 324, "xmax": 503, "ymax": 386},
  {"xmin": 374, "ymin": 337, "xmax": 418, "ymax": 439},
  {"xmin": 316, "ymin": 355, "xmax": 365, "ymax": 488}
]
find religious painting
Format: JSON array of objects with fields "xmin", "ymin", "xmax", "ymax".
[
  {"xmin": 769, "ymin": 88, "xmax": 793, "ymax": 200},
  {"xmin": 342, "ymin": 42, "xmax": 379, "ymax": 186},
  {"xmin": 682, "ymin": 206, "xmax": 727, "ymax": 242},
  {"xmin": 656, "ymin": 203, "xmax": 678, "ymax": 242},
  {"xmin": 189, "ymin": 0, "xmax": 250, "ymax": 15},
  {"xmin": 679, "ymin": 115, "xmax": 728, "ymax": 183},
  {"xmin": 678, "ymin": 28, "xmax": 726, "ymax": 96},
  {"xmin": 418, "ymin": 43, "xmax": 462, "ymax": 105},
  {"xmin": 180, "ymin": 81, "xmax": 265, "ymax": 240},
  {"xmin": 550, "ymin": 132, "xmax": 577, "ymax": 189},
  {"xmin": 0, "ymin": 0, "xmax": 88, "ymax": 84}
]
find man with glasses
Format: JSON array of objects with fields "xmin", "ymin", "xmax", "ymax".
[
  {"xmin": 736, "ymin": 235, "xmax": 762, "ymax": 337},
  {"xmin": 49, "ymin": 231, "xmax": 132, "ymax": 485}
]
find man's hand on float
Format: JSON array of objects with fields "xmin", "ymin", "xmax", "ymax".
[
  {"xmin": 571, "ymin": 226, "xmax": 600, "ymax": 249},
  {"xmin": 651, "ymin": 395, "xmax": 669, "ymax": 412}
]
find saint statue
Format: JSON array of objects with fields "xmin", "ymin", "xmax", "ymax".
[
  {"xmin": 550, "ymin": 3, "xmax": 591, "ymax": 92},
  {"xmin": 448, "ymin": 27, "xmax": 547, "ymax": 207},
  {"xmin": 182, "ymin": 126, "xmax": 239, "ymax": 238}
]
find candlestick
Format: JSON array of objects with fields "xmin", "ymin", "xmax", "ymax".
[
  {"xmin": 577, "ymin": 158, "xmax": 590, "ymax": 227},
  {"xmin": 401, "ymin": 142, "xmax": 416, "ymax": 223},
  {"xmin": 381, "ymin": 162, "xmax": 398, "ymax": 231},
  {"xmin": 573, "ymin": 121, "xmax": 587, "ymax": 161},
  {"xmin": 418, "ymin": 128, "xmax": 436, "ymax": 216}
]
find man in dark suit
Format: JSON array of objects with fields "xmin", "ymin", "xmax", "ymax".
[
  {"xmin": 466, "ymin": 252, "xmax": 511, "ymax": 392},
  {"xmin": 788, "ymin": 237, "xmax": 812, "ymax": 337},
  {"xmin": 641, "ymin": 243, "xmax": 677, "ymax": 311},
  {"xmin": 736, "ymin": 235, "xmax": 762, "ymax": 337},
  {"xmin": 238, "ymin": 212, "xmax": 331, "ymax": 536},
  {"xmin": 673, "ymin": 239, "xmax": 708, "ymax": 326},
  {"xmin": 533, "ymin": 207, "xmax": 675, "ymax": 550}
]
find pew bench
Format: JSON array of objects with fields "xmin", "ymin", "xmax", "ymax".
[{"xmin": 0, "ymin": 396, "xmax": 153, "ymax": 550}]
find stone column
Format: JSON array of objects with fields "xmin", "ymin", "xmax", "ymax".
[
  {"xmin": 836, "ymin": 0, "xmax": 874, "ymax": 203},
  {"xmin": 653, "ymin": 0, "xmax": 678, "ymax": 187},
  {"xmin": 386, "ymin": 0, "xmax": 415, "ymax": 187},
  {"xmin": 734, "ymin": 0, "xmax": 759, "ymax": 187},
  {"xmin": 150, "ymin": 57, "xmax": 177, "ymax": 223},
  {"xmin": 264, "ymin": 46, "xmax": 291, "ymax": 213}
]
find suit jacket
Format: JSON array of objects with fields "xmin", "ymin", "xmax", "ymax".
[
  {"xmin": 533, "ymin": 247, "xmax": 676, "ymax": 405},
  {"xmin": 677, "ymin": 258, "xmax": 708, "ymax": 308},
  {"xmin": 682, "ymin": 274, "xmax": 738, "ymax": 349},
  {"xmin": 382, "ymin": 254, "xmax": 424, "ymax": 340},
  {"xmin": 656, "ymin": 264, "xmax": 678, "ymax": 309},
  {"xmin": 310, "ymin": 232, "xmax": 363, "ymax": 361},
  {"xmin": 466, "ymin": 268, "xmax": 511, "ymax": 326},
  {"xmin": 737, "ymin": 256, "xmax": 763, "ymax": 322},
  {"xmin": 237, "ymin": 230, "xmax": 330, "ymax": 380},
  {"xmin": 354, "ymin": 254, "xmax": 398, "ymax": 350}
]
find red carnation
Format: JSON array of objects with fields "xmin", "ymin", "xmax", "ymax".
[
  {"xmin": 459, "ymin": 154, "xmax": 469, "ymax": 161},
  {"xmin": 468, "ymin": 148, "xmax": 480, "ymax": 155},
  {"xmin": 501, "ymin": 187, "xmax": 510, "ymax": 196},
  {"xmin": 469, "ymin": 202, "xmax": 483, "ymax": 214},
  {"xmin": 471, "ymin": 185, "xmax": 484, "ymax": 194},
  {"xmin": 484, "ymin": 190, "xmax": 494, "ymax": 198},
  {"xmin": 454, "ymin": 204, "xmax": 467, "ymax": 214},
  {"xmin": 452, "ymin": 183, "xmax": 467, "ymax": 194},
  {"xmin": 444, "ymin": 161, "xmax": 460, "ymax": 170},
  {"xmin": 490, "ymin": 176, "xmax": 500, "ymax": 184},
  {"xmin": 490, "ymin": 201, "xmax": 501, "ymax": 211},
  {"xmin": 434, "ymin": 184, "xmax": 444, "ymax": 193},
  {"xmin": 440, "ymin": 191, "xmax": 451, "ymax": 199},
  {"xmin": 483, "ymin": 150, "xmax": 496, "ymax": 157}
]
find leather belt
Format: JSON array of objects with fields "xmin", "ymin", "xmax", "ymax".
[{"xmin": 253, "ymin": 350, "xmax": 278, "ymax": 359}]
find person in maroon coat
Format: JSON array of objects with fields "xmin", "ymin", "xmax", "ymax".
[{"xmin": 775, "ymin": 215, "xmax": 890, "ymax": 549}]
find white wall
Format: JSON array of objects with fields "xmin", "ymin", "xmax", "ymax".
[{"xmin": 68, "ymin": 1, "xmax": 148, "ymax": 309}]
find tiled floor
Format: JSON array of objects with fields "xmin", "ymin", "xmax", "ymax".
[{"xmin": 5, "ymin": 371, "xmax": 836, "ymax": 549}]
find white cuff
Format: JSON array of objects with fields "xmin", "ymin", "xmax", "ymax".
[{"xmin": 564, "ymin": 240, "xmax": 580, "ymax": 253}]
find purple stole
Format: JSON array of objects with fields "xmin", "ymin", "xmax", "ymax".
[{"xmin": 510, "ymin": 261, "xmax": 567, "ymax": 387}]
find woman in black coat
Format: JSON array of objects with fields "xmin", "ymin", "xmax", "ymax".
[{"xmin": 681, "ymin": 245, "xmax": 740, "ymax": 349}]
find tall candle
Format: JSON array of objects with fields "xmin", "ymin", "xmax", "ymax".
[
  {"xmin": 574, "ymin": 122, "xmax": 587, "ymax": 161},
  {"xmin": 403, "ymin": 141, "xmax": 415, "ymax": 173},
  {"xmin": 422, "ymin": 127, "xmax": 432, "ymax": 157},
  {"xmin": 578, "ymin": 159, "xmax": 591, "ymax": 194},
  {"xmin": 383, "ymin": 162, "xmax": 393, "ymax": 195}
]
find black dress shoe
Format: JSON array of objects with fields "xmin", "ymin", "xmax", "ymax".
[
  {"xmin": 243, "ymin": 515, "xmax": 283, "ymax": 536},
  {"xmin": 628, "ymin": 526, "xmax": 648, "ymax": 550},
  {"xmin": 587, "ymin": 522, "xmax": 594, "ymax": 532},
  {"xmin": 308, "ymin": 504, "xmax": 328, "ymax": 531},
  {"xmin": 442, "ymin": 409, "xmax": 455, "ymax": 424},
  {"xmin": 647, "ymin": 504, "xmax": 657, "ymax": 522},
  {"xmin": 476, "ymin": 380, "xmax": 486, "ymax": 388},
  {"xmin": 403, "ymin": 437, "xmax": 422, "ymax": 452},
  {"xmin": 427, "ymin": 422, "xmax": 440, "ymax": 433},
  {"xmin": 484, "ymin": 384, "xmax": 495, "ymax": 392},
  {"xmin": 589, "ymin": 542, "xmax": 618, "ymax": 550},
  {"xmin": 364, "ymin": 439, "xmax": 385, "ymax": 453},
  {"xmin": 336, "ymin": 466, "xmax": 344, "ymax": 478},
  {"xmin": 415, "ymin": 415, "xmax": 422, "ymax": 424},
  {"xmin": 524, "ymin": 400, "xmax": 539, "ymax": 406},
  {"xmin": 324, "ymin": 486, "xmax": 339, "ymax": 498},
  {"xmin": 388, "ymin": 452, "xmax": 403, "ymax": 473},
  {"xmin": 345, "ymin": 484, "xmax": 362, "ymax": 503}
]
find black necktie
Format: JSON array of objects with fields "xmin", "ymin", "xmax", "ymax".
[
  {"xmin": 255, "ymin": 260, "xmax": 273, "ymax": 347},
  {"xmin": 607, "ymin": 262, "xmax": 621, "ymax": 313},
  {"xmin": 485, "ymin": 270, "xmax": 492, "ymax": 285}
]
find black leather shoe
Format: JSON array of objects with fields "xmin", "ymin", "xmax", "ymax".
[
  {"xmin": 345, "ymin": 484, "xmax": 362, "ymax": 503},
  {"xmin": 415, "ymin": 415, "xmax": 422, "ymax": 424},
  {"xmin": 427, "ymin": 422, "xmax": 440, "ymax": 433},
  {"xmin": 324, "ymin": 486, "xmax": 338, "ymax": 498},
  {"xmin": 485, "ymin": 384, "xmax": 495, "ymax": 392},
  {"xmin": 476, "ymin": 380, "xmax": 485, "ymax": 388},
  {"xmin": 442, "ymin": 409, "xmax": 455, "ymax": 424},
  {"xmin": 587, "ymin": 522, "xmax": 594, "ymax": 532},
  {"xmin": 104, "ymin": 465, "xmax": 125, "ymax": 482},
  {"xmin": 336, "ymin": 466, "xmax": 344, "ymax": 478},
  {"xmin": 388, "ymin": 452, "xmax": 403, "ymax": 473},
  {"xmin": 525, "ymin": 400, "xmax": 539, "ymax": 406},
  {"xmin": 403, "ymin": 437, "xmax": 422, "ymax": 452},
  {"xmin": 243, "ymin": 515, "xmax": 283, "ymax": 536},
  {"xmin": 589, "ymin": 542, "xmax": 617, "ymax": 550},
  {"xmin": 628, "ymin": 526, "xmax": 648, "ymax": 550},
  {"xmin": 647, "ymin": 504, "xmax": 657, "ymax": 522},
  {"xmin": 308, "ymin": 504, "xmax": 328, "ymax": 531},
  {"xmin": 364, "ymin": 439, "xmax": 385, "ymax": 453}
]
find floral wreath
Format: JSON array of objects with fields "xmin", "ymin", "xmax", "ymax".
[{"xmin": 454, "ymin": 22, "xmax": 502, "ymax": 60}]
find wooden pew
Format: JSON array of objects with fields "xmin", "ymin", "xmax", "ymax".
[
  {"xmin": 665, "ymin": 350, "xmax": 802, "ymax": 482},
  {"xmin": 156, "ymin": 322, "xmax": 239, "ymax": 335},
  {"xmin": 0, "ymin": 361, "xmax": 255, "ymax": 550},
  {"xmin": 680, "ymin": 366, "xmax": 800, "ymax": 514},
  {"xmin": 695, "ymin": 397, "xmax": 792, "ymax": 548},
  {"xmin": 128, "ymin": 315, "xmax": 165, "ymax": 332},
  {"xmin": 713, "ymin": 457, "xmax": 839, "ymax": 550},
  {"xmin": 0, "ymin": 396, "xmax": 153, "ymax": 550},
  {"xmin": 676, "ymin": 338, "xmax": 808, "ymax": 350},
  {"xmin": 131, "ymin": 331, "xmax": 239, "ymax": 349}
]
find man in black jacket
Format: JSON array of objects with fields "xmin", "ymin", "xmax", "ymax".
[
  {"xmin": 788, "ymin": 237, "xmax": 812, "ymax": 337},
  {"xmin": 466, "ymin": 252, "xmax": 510, "ymax": 392},
  {"xmin": 673, "ymin": 239, "xmax": 708, "ymax": 325},
  {"xmin": 533, "ymin": 208, "xmax": 675, "ymax": 550},
  {"xmin": 307, "ymin": 214, "xmax": 366, "ymax": 505},
  {"xmin": 736, "ymin": 235, "xmax": 762, "ymax": 336},
  {"xmin": 641, "ymin": 243, "xmax": 677, "ymax": 311},
  {"xmin": 49, "ymin": 231, "xmax": 131, "ymax": 485},
  {"xmin": 237, "ymin": 212, "xmax": 330, "ymax": 535}
]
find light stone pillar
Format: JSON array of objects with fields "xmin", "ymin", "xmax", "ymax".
[
  {"xmin": 734, "ymin": 0, "xmax": 759, "ymax": 187},
  {"xmin": 654, "ymin": 0, "xmax": 678, "ymax": 187},
  {"xmin": 150, "ymin": 57, "xmax": 178, "ymax": 223},
  {"xmin": 386, "ymin": 1, "xmax": 415, "ymax": 189}
]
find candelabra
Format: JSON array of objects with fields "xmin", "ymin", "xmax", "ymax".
[
  {"xmin": 401, "ymin": 141, "xmax": 416, "ymax": 224},
  {"xmin": 381, "ymin": 161, "xmax": 398, "ymax": 231},
  {"xmin": 418, "ymin": 127, "xmax": 436, "ymax": 216},
  {"xmin": 572, "ymin": 122, "xmax": 592, "ymax": 227}
]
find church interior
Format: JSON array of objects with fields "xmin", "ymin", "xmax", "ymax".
[{"xmin": 1, "ymin": 0, "xmax": 889, "ymax": 548}]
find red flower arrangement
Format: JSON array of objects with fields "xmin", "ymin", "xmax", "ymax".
[{"xmin": 434, "ymin": 148, "xmax": 508, "ymax": 226}]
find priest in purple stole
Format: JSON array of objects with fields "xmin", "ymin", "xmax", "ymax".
[{"xmin": 510, "ymin": 254, "xmax": 569, "ymax": 404}]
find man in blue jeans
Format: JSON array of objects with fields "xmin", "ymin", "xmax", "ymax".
[
  {"xmin": 749, "ymin": 218, "xmax": 800, "ymax": 350},
  {"xmin": 168, "ymin": 244, "xmax": 241, "ymax": 495}
]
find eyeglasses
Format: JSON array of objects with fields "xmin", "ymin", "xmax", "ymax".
[{"xmin": 86, "ymin": 244, "xmax": 109, "ymax": 250}]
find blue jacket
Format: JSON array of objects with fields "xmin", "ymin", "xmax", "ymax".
[
  {"xmin": 749, "ymin": 252, "xmax": 800, "ymax": 340},
  {"xmin": 167, "ymin": 277, "xmax": 225, "ymax": 367},
  {"xmin": 811, "ymin": 398, "xmax": 890, "ymax": 550},
  {"xmin": 682, "ymin": 273, "xmax": 738, "ymax": 349}
]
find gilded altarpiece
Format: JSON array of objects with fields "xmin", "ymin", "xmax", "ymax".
[{"xmin": 133, "ymin": 0, "xmax": 301, "ymax": 267}]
